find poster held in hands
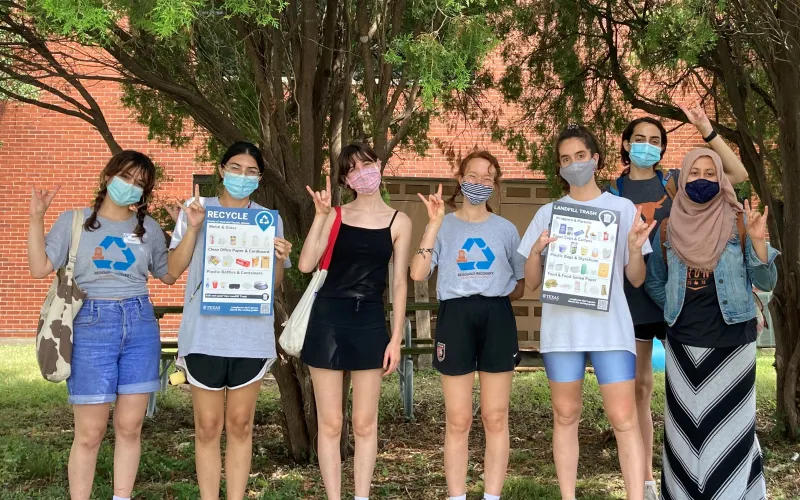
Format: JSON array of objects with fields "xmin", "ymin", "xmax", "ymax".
[
  {"xmin": 201, "ymin": 207, "xmax": 278, "ymax": 316},
  {"xmin": 540, "ymin": 202, "xmax": 620, "ymax": 312}
]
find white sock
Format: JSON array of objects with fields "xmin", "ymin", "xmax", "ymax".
[
  {"xmin": 645, "ymin": 480, "xmax": 657, "ymax": 486},
  {"xmin": 450, "ymin": 495, "xmax": 467, "ymax": 500},
  {"xmin": 354, "ymin": 497, "xmax": 369, "ymax": 500},
  {"xmin": 484, "ymin": 494, "xmax": 501, "ymax": 500},
  {"xmin": 113, "ymin": 496, "xmax": 130, "ymax": 500}
]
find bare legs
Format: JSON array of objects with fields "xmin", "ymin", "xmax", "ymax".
[
  {"xmin": 69, "ymin": 394, "xmax": 150, "ymax": 500},
  {"xmin": 635, "ymin": 340, "xmax": 656, "ymax": 482},
  {"xmin": 549, "ymin": 378, "xmax": 645, "ymax": 500},
  {"xmin": 191, "ymin": 379, "xmax": 262, "ymax": 500},
  {"xmin": 310, "ymin": 367, "xmax": 383, "ymax": 500},
  {"xmin": 441, "ymin": 371, "xmax": 513, "ymax": 497}
]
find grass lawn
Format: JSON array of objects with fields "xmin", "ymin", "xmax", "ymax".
[{"xmin": 1, "ymin": 345, "xmax": 798, "ymax": 499}]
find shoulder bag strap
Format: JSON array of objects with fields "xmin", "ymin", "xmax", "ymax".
[
  {"xmin": 66, "ymin": 209, "xmax": 85, "ymax": 275},
  {"xmin": 660, "ymin": 217, "xmax": 670, "ymax": 263},
  {"xmin": 319, "ymin": 206, "xmax": 342, "ymax": 271},
  {"xmin": 663, "ymin": 169, "xmax": 679, "ymax": 200},
  {"xmin": 736, "ymin": 211, "xmax": 746, "ymax": 254}
]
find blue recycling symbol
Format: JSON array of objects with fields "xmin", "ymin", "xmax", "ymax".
[
  {"xmin": 457, "ymin": 238, "xmax": 495, "ymax": 271},
  {"xmin": 93, "ymin": 236, "xmax": 136, "ymax": 271}
]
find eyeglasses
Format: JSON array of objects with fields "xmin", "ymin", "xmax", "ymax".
[
  {"xmin": 224, "ymin": 163, "xmax": 261, "ymax": 178},
  {"xmin": 463, "ymin": 173, "xmax": 495, "ymax": 185}
]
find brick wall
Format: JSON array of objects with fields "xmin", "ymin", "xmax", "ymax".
[{"xmin": 0, "ymin": 61, "xmax": 709, "ymax": 338}]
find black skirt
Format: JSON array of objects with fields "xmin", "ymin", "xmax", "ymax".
[{"xmin": 300, "ymin": 296, "xmax": 389, "ymax": 371}]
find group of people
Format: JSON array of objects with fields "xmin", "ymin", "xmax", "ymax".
[{"xmin": 26, "ymin": 101, "xmax": 778, "ymax": 500}]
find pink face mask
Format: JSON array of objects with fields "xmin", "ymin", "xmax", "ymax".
[{"xmin": 346, "ymin": 165, "xmax": 382, "ymax": 195}]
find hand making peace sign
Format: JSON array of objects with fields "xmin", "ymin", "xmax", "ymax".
[
  {"xmin": 417, "ymin": 183, "xmax": 445, "ymax": 225},
  {"xmin": 306, "ymin": 176, "xmax": 332, "ymax": 215}
]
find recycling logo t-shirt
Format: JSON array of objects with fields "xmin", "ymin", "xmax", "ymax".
[
  {"xmin": 429, "ymin": 213, "xmax": 526, "ymax": 301},
  {"xmin": 45, "ymin": 208, "xmax": 169, "ymax": 299}
]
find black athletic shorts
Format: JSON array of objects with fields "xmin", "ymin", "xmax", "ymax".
[
  {"xmin": 184, "ymin": 353, "xmax": 272, "ymax": 390},
  {"xmin": 433, "ymin": 296, "xmax": 518, "ymax": 376},
  {"xmin": 634, "ymin": 321, "xmax": 667, "ymax": 342}
]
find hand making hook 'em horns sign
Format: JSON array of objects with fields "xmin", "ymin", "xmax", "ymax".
[
  {"xmin": 30, "ymin": 184, "xmax": 61, "ymax": 219},
  {"xmin": 418, "ymin": 183, "xmax": 445, "ymax": 226},
  {"xmin": 306, "ymin": 176, "xmax": 332, "ymax": 215},
  {"xmin": 628, "ymin": 205, "xmax": 657, "ymax": 251},
  {"xmin": 744, "ymin": 199, "xmax": 768, "ymax": 242}
]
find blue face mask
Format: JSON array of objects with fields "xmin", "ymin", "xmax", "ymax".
[
  {"xmin": 684, "ymin": 179, "xmax": 720, "ymax": 204},
  {"xmin": 629, "ymin": 142, "xmax": 662, "ymax": 168},
  {"xmin": 107, "ymin": 176, "xmax": 144, "ymax": 207},
  {"xmin": 223, "ymin": 172, "xmax": 260, "ymax": 200}
]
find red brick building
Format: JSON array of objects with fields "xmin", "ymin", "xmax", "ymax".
[{"xmin": 0, "ymin": 62, "xmax": 708, "ymax": 338}]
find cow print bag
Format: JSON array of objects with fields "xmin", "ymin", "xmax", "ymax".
[{"xmin": 36, "ymin": 209, "xmax": 87, "ymax": 383}]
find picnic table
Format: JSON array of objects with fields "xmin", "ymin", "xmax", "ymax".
[{"xmin": 148, "ymin": 303, "xmax": 438, "ymax": 419}]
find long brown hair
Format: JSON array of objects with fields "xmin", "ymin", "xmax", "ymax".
[
  {"xmin": 446, "ymin": 150, "xmax": 502, "ymax": 213},
  {"xmin": 84, "ymin": 151, "xmax": 157, "ymax": 238}
]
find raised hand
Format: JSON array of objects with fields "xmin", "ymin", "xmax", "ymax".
[
  {"xmin": 306, "ymin": 176, "xmax": 332, "ymax": 215},
  {"xmin": 164, "ymin": 202, "xmax": 181, "ymax": 223},
  {"xmin": 531, "ymin": 229, "xmax": 558, "ymax": 256},
  {"xmin": 628, "ymin": 206, "xmax": 657, "ymax": 251},
  {"xmin": 30, "ymin": 185, "xmax": 61, "ymax": 219},
  {"xmin": 678, "ymin": 101, "xmax": 714, "ymax": 138},
  {"xmin": 744, "ymin": 200, "xmax": 768, "ymax": 241},
  {"xmin": 185, "ymin": 184, "xmax": 205, "ymax": 229},
  {"xmin": 274, "ymin": 237, "xmax": 293, "ymax": 261},
  {"xmin": 417, "ymin": 183, "xmax": 445, "ymax": 225}
]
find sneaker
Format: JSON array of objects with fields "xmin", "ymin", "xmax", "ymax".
[{"xmin": 644, "ymin": 482, "xmax": 658, "ymax": 500}]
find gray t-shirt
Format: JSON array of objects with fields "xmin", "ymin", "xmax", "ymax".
[
  {"xmin": 430, "ymin": 213, "xmax": 525, "ymax": 301},
  {"xmin": 45, "ymin": 209, "xmax": 168, "ymax": 299},
  {"xmin": 171, "ymin": 197, "xmax": 291, "ymax": 359}
]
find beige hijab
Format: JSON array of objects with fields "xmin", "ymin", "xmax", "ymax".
[{"xmin": 668, "ymin": 148, "xmax": 742, "ymax": 271}]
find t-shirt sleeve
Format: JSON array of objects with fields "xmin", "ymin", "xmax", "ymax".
[
  {"xmin": 509, "ymin": 227, "xmax": 526, "ymax": 280},
  {"xmin": 277, "ymin": 215, "xmax": 291, "ymax": 269},
  {"xmin": 44, "ymin": 210, "xmax": 74, "ymax": 270},
  {"xmin": 147, "ymin": 218, "xmax": 169, "ymax": 279},
  {"xmin": 169, "ymin": 198, "xmax": 195, "ymax": 251},
  {"xmin": 518, "ymin": 207, "xmax": 547, "ymax": 258}
]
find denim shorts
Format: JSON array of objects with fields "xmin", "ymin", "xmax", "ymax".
[
  {"xmin": 541, "ymin": 350, "xmax": 636, "ymax": 385},
  {"xmin": 67, "ymin": 296, "xmax": 161, "ymax": 405}
]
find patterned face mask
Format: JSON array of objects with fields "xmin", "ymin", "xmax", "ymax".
[
  {"xmin": 460, "ymin": 181, "xmax": 494, "ymax": 205},
  {"xmin": 347, "ymin": 165, "xmax": 382, "ymax": 195}
]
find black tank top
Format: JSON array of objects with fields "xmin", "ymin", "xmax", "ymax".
[{"xmin": 317, "ymin": 211, "xmax": 398, "ymax": 303}]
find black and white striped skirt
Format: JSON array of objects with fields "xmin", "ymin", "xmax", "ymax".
[{"xmin": 662, "ymin": 339, "xmax": 767, "ymax": 500}]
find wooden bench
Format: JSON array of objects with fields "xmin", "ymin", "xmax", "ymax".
[{"xmin": 150, "ymin": 303, "xmax": 438, "ymax": 419}]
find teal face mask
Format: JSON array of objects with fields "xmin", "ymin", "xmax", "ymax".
[
  {"xmin": 629, "ymin": 142, "xmax": 662, "ymax": 168},
  {"xmin": 107, "ymin": 176, "xmax": 144, "ymax": 206},
  {"xmin": 223, "ymin": 172, "xmax": 259, "ymax": 200}
]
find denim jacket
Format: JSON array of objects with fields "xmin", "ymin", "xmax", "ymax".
[{"xmin": 645, "ymin": 219, "xmax": 779, "ymax": 326}]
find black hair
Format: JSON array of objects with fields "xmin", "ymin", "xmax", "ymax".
[
  {"xmin": 85, "ymin": 151, "xmax": 156, "ymax": 238},
  {"xmin": 554, "ymin": 124, "xmax": 605, "ymax": 192},
  {"xmin": 337, "ymin": 143, "xmax": 380, "ymax": 198},
  {"xmin": 619, "ymin": 117, "xmax": 668, "ymax": 176},
  {"xmin": 215, "ymin": 141, "xmax": 266, "ymax": 185}
]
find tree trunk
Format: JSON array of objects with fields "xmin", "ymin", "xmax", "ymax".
[{"xmin": 768, "ymin": 54, "xmax": 800, "ymax": 439}]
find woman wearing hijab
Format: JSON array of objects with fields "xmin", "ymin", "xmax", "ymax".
[{"xmin": 645, "ymin": 148, "xmax": 778, "ymax": 500}]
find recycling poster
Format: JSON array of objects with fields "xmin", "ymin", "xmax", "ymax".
[
  {"xmin": 200, "ymin": 207, "xmax": 278, "ymax": 316},
  {"xmin": 540, "ymin": 202, "xmax": 620, "ymax": 312}
]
